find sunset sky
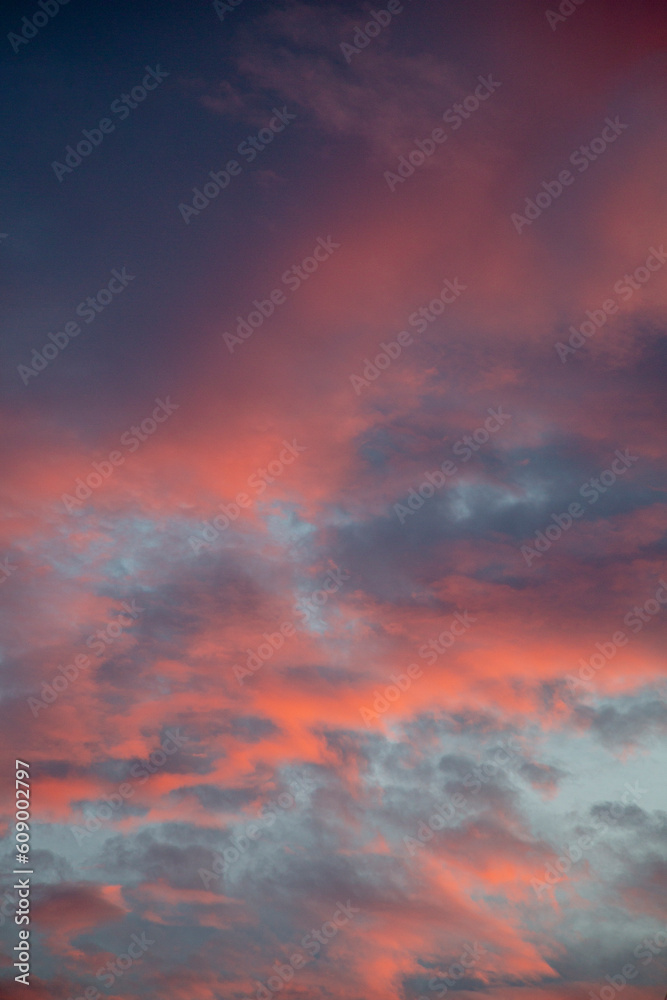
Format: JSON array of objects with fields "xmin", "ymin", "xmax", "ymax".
[{"xmin": 1, "ymin": 0, "xmax": 667, "ymax": 998}]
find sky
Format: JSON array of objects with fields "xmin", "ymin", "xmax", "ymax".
[{"xmin": 1, "ymin": 0, "xmax": 666, "ymax": 998}]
